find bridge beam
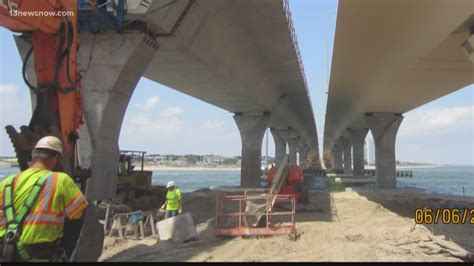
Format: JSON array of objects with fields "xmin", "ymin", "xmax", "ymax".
[
  {"xmin": 348, "ymin": 128, "xmax": 369, "ymax": 176},
  {"xmin": 270, "ymin": 128, "xmax": 287, "ymax": 166},
  {"xmin": 365, "ymin": 113, "xmax": 404, "ymax": 189},
  {"xmin": 341, "ymin": 136, "xmax": 352, "ymax": 174},
  {"xmin": 234, "ymin": 113, "xmax": 270, "ymax": 188}
]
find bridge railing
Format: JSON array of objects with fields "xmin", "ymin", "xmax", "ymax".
[{"xmin": 282, "ymin": 0, "xmax": 310, "ymax": 95}]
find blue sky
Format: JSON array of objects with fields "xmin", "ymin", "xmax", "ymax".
[{"xmin": 0, "ymin": 0, "xmax": 473, "ymax": 165}]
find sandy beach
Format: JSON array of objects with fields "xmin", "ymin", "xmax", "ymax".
[
  {"xmin": 99, "ymin": 187, "xmax": 473, "ymax": 262},
  {"xmin": 0, "ymin": 162, "xmax": 11, "ymax": 168}
]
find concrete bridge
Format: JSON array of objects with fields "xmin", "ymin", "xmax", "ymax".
[
  {"xmin": 324, "ymin": 0, "xmax": 473, "ymax": 187},
  {"xmin": 14, "ymin": 0, "xmax": 320, "ymax": 200}
]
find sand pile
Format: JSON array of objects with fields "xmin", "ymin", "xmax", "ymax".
[{"xmin": 99, "ymin": 188, "xmax": 473, "ymax": 262}]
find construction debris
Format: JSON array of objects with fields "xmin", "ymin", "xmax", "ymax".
[{"xmin": 156, "ymin": 212, "xmax": 198, "ymax": 243}]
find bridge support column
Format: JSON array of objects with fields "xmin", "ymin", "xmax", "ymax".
[
  {"xmin": 270, "ymin": 128, "xmax": 287, "ymax": 166},
  {"xmin": 348, "ymin": 128, "xmax": 369, "ymax": 176},
  {"xmin": 76, "ymin": 32, "xmax": 159, "ymax": 200},
  {"xmin": 234, "ymin": 113, "xmax": 270, "ymax": 187},
  {"xmin": 365, "ymin": 113, "xmax": 403, "ymax": 189},
  {"xmin": 298, "ymin": 144, "xmax": 309, "ymax": 169},
  {"xmin": 288, "ymin": 136, "xmax": 299, "ymax": 166},
  {"xmin": 341, "ymin": 136, "xmax": 352, "ymax": 174},
  {"xmin": 329, "ymin": 155, "xmax": 335, "ymax": 169},
  {"xmin": 333, "ymin": 139, "xmax": 343, "ymax": 171}
]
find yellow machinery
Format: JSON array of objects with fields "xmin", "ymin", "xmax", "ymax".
[
  {"xmin": 114, "ymin": 151, "xmax": 165, "ymax": 211},
  {"xmin": 117, "ymin": 150, "xmax": 152, "ymax": 191}
]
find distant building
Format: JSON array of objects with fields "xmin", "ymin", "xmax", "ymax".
[{"xmin": 203, "ymin": 155, "xmax": 226, "ymax": 164}]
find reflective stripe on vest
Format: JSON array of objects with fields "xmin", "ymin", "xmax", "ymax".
[
  {"xmin": 64, "ymin": 192, "xmax": 86, "ymax": 218},
  {"xmin": 24, "ymin": 213, "xmax": 64, "ymax": 226},
  {"xmin": 39, "ymin": 173, "xmax": 58, "ymax": 212}
]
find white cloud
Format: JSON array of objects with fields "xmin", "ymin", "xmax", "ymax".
[
  {"xmin": 399, "ymin": 106, "xmax": 474, "ymax": 136},
  {"xmin": 160, "ymin": 106, "xmax": 184, "ymax": 117},
  {"xmin": 127, "ymin": 114, "xmax": 184, "ymax": 134},
  {"xmin": 142, "ymin": 96, "xmax": 160, "ymax": 110},
  {"xmin": 0, "ymin": 84, "xmax": 18, "ymax": 94},
  {"xmin": 134, "ymin": 96, "xmax": 160, "ymax": 110},
  {"xmin": 201, "ymin": 120, "xmax": 225, "ymax": 129}
]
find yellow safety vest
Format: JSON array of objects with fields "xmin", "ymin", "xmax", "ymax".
[
  {"xmin": 0, "ymin": 168, "xmax": 88, "ymax": 245},
  {"xmin": 165, "ymin": 188, "xmax": 182, "ymax": 211}
]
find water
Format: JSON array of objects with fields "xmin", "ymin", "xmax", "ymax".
[
  {"xmin": 151, "ymin": 170, "xmax": 240, "ymax": 193},
  {"xmin": 1, "ymin": 165, "xmax": 473, "ymax": 196},
  {"xmin": 396, "ymin": 165, "xmax": 474, "ymax": 197}
]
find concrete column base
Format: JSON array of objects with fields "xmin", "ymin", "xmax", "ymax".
[
  {"xmin": 333, "ymin": 139, "xmax": 344, "ymax": 171},
  {"xmin": 270, "ymin": 128, "xmax": 287, "ymax": 166},
  {"xmin": 298, "ymin": 145, "xmax": 309, "ymax": 169},
  {"xmin": 365, "ymin": 113, "xmax": 404, "ymax": 189},
  {"xmin": 234, "ymin": 113, "xmax": 270, "ymax": 188},
  {"xmin": 341, "ymin": 136, "xmax": 352, "ymax": 174},
  {"xmin": 288, "ymin": 137, "xmax": 299, "ymax": 166},
  {"xmin": 348, "ymin": 128, "xmax": 369, "ymax": 176}
]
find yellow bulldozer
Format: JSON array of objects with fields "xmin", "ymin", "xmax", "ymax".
[{"xmin": 112, "ymin": 150, "xmax": 166, "ymax": 211}]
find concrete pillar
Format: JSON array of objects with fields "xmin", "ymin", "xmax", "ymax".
[
  {"xmin": 365, "ymin": 113, "xmax": 404, "ymax": 189},
  {"xmin": 288, "ymin": 137, "xmax": 299, "ymax": 166},
  {"xmin": 348, "ymin": 128, "xmax": 369, "ymax": 176},
  {"xmin": 333, "ymin": 140, "xmax": 343, "ymax": 170},
  {"xmin": 234, "ymin": 113, "xmax": 270, "ymax": 188},
  {"xmin": 77, "ymin": 32, "xmax": 159, "ymax": 200},
  {"xmin": 341, "ymin": 136, "xmax": 352, "ymax": 174},
  {"xmin": 270, "ymin": 128, "xmax": 287, "ymax": 166},
  {"xmin": 327, "ymin": 154, "xmax": 335, "ymax": 170},
  {"xmin": 298, "ymin": 145, "xmax": 309, "ymax": 169}
]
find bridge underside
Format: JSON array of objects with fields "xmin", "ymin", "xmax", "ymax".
[
  {"xmin": 324, "ymin": 0, "xmax": 473, "ymax": 186},
  {"xmin": 14, "ymin": 0, "xmax": 320, "ymax": 199}
]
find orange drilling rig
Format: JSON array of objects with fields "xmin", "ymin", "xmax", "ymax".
[{"xmin": 0, "ymin": 0, "xmax": 176, "ymax": 261}]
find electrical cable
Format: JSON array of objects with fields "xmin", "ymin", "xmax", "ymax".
[
  {"xmin": 55, "ymin": 21, "xmax": 76, "ymax": 94},
  {"xmin": 84, "ymin": 33, "xmax": 96, "ymax": 73},
  {"xmin": 22, "ymin": 46, "xmax": 39, "ymax": 93}
]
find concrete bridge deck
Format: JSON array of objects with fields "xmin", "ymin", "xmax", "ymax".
[
  {"xmin": 14, "ymin": 0, "xmax": 320, "ymax": 199},
  {"xmin": 323, "ymin": 0, "xmax": 473, "ymax": 187}
]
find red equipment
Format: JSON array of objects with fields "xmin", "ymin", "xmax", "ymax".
[{"xmin": 267, "ymin": 165, "xmax": 306, "ymax": 202}]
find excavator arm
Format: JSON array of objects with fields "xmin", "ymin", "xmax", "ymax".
[
  {"xmin": 1, "ymin": 0, "xmax": 82, "ymax": 174},
  {"xmin": 1, "ymin": 0, "xmax": 175, "ymax": 261}
]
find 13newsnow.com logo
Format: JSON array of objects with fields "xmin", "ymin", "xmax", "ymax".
[{"xmin": 2, "ymin": 1, "xmax": 75, "ymax": 17}]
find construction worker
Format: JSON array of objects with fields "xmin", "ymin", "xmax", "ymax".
[
  {"xmin": 0, "ymin": 136, "xmax": 88, "ymax": 262},
  {"xmin": 160, "ymin": 181, "xmax": 182, "ymax": 219}
]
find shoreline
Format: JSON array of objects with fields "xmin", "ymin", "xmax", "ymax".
[{"xmin": 143, "ymin": 165, "xmax": 241, "ymax": 171}]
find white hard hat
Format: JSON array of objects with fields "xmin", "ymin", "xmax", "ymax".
[
  {"xmin": 166, "ymin": 181, "xmax": 175, "ymax": 188},
  {"xmin": 34, "ymin": 136, "xmax": 63, "ymax": 155}
]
